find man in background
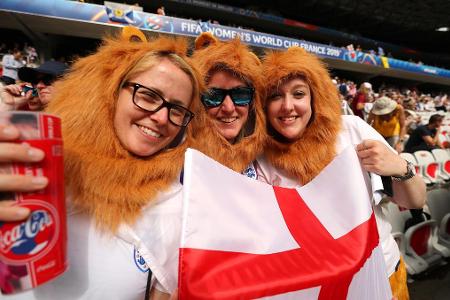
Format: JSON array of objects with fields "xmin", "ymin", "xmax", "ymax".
[
  {"xmin": 0, "ymin": 49, "xmax": 24, "ymax": 85},
  {"xmin": 350, "ymin": 82, "xmax": 373, "ymax": 120},
  {"xmin": 404, "ymin": 114, "xmax": 445, "ymax": 153},
  {"xmin": 0, "ymin": 61, "xmax": 68, "ymax": 111}
]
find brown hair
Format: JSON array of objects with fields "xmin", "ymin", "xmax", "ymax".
[
  {"xmin": 262, "ymin": 47, "xmax": 342, "ymax": 185},
  {"xmin": 429, "ymin": 114, "xmax": 444, "ymax": 125}
]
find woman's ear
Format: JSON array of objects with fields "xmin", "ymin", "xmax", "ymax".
[
  {"xmin": 121, "ymin": 26, "xmax": 148, "ymax": 42},
  {"xmin": 194, "ymin": 32, "xmax": 218, "ymax": 50}
]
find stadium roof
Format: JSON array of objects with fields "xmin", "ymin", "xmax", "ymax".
[
  {"xmin": 215, "ymin": 0, "xmax": 450, "ymax": 55},
  {"xmin": 1, "ymin": 0, "xmax": 449, "ymax": 87},
  {"xmin": 142, "ymin": 0, "xmax": 449, "ymax": 68}
]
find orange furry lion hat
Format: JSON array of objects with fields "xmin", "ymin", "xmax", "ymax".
[
  {"xmin": 262, "ymin": 47, "xmax": 342, "ymax": 185},
  {"xmin": 46, "ymin": 27, "xmax": 203, "ymax": 231},
  {"xmin": 189, "ymin": 32, "xmax": 267, "ymax": 173}
]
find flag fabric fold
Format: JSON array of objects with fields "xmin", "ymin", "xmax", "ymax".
[{"xmin": 179, "ymin": 147, "xmax": 392, "ymax": 299}]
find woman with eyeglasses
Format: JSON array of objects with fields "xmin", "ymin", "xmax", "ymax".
[
  {"xmin": 255, "ymin": 47, "xmax": 425, "ymax": 300},
  {"xmin": 0, "ymin": 28, "xmax": 202, "ymax": 299},
  {"xmin": 188, "ymin": 32, "xmax": 267, "ymax": 176}
]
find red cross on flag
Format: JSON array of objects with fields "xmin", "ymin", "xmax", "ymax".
[{"xmin": 179, "ymin": 147, "xmax": 392, "ymax": 299}]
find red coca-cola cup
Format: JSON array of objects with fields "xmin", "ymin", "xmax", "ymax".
[{"xmin": 0, "ymin": 111, "xmax": 67, "ymax": 295}]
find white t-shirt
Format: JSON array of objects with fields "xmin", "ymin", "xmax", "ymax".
[
  {"xmin": 2, "ymin": 181, "xmax": 183, "ymax": 299},
  {"xmin": 255, "ymin": 115, "xmax": 400, "ymax": 276}
]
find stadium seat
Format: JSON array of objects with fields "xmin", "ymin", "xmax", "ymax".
[
  {"xmin": 383, "ymin": 201, "xmax": 407, "ymax": 250},
  {"xmin": 437, "ymin": 132, "xmax": 450, "ymax": 149},
  {"xmin": 441, "ymin": 125, "xmax": 450, "ymax": 136},
  {"xmin": 426, "ymin": 189, "xmax": 450, "ymax": 248},
  {"xmin": 404, "ymin": 220, "xmax": 448, "ymax": 273},
  {"xmin": 392, "ymin": 232, "xmax": 406, "ymax": 255},
  {"xmin": 414, "ymin": 150, "xmax": 442, "ymax": 184},
  {"xmin": 400, "ymin": 152, "xmax": 430, "ymax": 185},
  {"xmin": 384, "ymin": 201, "xmax": 449, "ymax": 275},
  {"xmin": 431, "ymin": 148, "xmax": 450, "ymax": 180},
  {"xmin": 383, "ymin": 202, "xmax": 428, "ymax": 275}
]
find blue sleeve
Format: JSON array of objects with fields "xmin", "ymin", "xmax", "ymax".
[{"xmin": 417, "ymin": 126, "xmax": 431, "ymax": 138}]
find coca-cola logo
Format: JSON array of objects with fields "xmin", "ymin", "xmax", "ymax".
[{"xmin": 0, "ymin": 201, "xmax": 59, "ymax": 264}]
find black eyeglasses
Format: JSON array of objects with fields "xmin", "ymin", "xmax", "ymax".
[
  {"xmin": 201, "ymin": 87, "xmax": 254, "ymax": 108},
  {"xmin": 124, "ymin": 82, "xmax": 194, "ymax": 127}
]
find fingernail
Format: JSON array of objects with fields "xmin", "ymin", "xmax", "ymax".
[
  {"xmin": 28, "ymin": 148, "xmax": 45, "ymax": 161},
  {"xmin": 15, "ymin": 207, "xmax": 30, "ymax": 218},
  {"xmin": 31, "ymin": 176, "xmax": 48, "ymax": 186},
  {"xmin": 2, "ymin": 125, "xmax": 17, "ymax": 137}
]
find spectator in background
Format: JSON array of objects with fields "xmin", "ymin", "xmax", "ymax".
[
  {"xmin": 424, "ymin": 96, "xmax": 435, "ymax": 111},
  {"xmin": 404, "ymin": 114, "xmax": 444, "ymax": 153},
  {"xmin": 416, "ymin": 96, "xmax": 426, "ymax": 111},
  {"xmin": 434, "ymin": 95, "xmax": 447, "ymax": 112},
  {"xmin": 368, "ymin": 96, "xmax": 406, "ymax": 152},
  {"xmin": 0, "ymin": 61, "xmax": 68, "ymax": 111},
  {"xmin": 156, "ymin": 6, "xmax": 165, "ymax": 15},
  {"xmin": 404, "ymin": 109, "xmax": 420, "ymax": 135},
  {"xmin": 347, "ymin": 81, "xmax": 356, "ymax": 98},
  {"xmin": 402, "ymin": 97, "xmax": 416, "ymax": 110},
  {"xmin": 350, "ymin": 82, "xmax": 372, "ymax": 119},
  {"xmin": 338, "ymin": 80, "xmax": 349, "ymax": 98},
  {"xmin": 19, "ymin": 61, "xmax": 68, "ymax": 110},
  {"xmin": 341, "ymin": 95, "xmax": 354, "ymax": 115},
  {"xmin": 334, "ymin": 78, "xmax": 353, "ymax": 115},
  {"xmin": 0, "ymin": 49, "xmax": 24, "ymax": 85}
]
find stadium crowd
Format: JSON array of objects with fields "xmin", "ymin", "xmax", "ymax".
[{"xmin": 0, "ymin": 28, "xmax": 449, "ymax": 299}]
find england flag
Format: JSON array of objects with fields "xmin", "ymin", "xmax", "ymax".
[{"xmin": 179, "ymin": 147, "xmax": 392, "ymax": 299}]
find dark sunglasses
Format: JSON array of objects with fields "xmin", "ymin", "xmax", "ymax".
[
  {"xmin": 201, "ymin": 87, "xmax": 254, "ymax": 108},
  {"xmin": 33, "ymin": 75, "xmax": 56, "ymax": 86}
]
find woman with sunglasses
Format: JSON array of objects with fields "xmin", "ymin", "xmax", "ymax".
[
  {"xmin": 19, "ymin": 61, "xmax": 69, "ymax": 111},
  {"xmin": 0, "ymin": 61, "xmax": 68, "ymax": 112},
  {"xmin": 255, "ymin": 47, "xmax": 425, "ymax": 300},
  {"xmin": 0, "ymin": 28, "xmax": 202, "ymax": 299},
  {"xmin": 189, "ymin": 32, "xmax": 267, "ymax": 176},
  {"xmin": 144, "ymin": 33, "xmax": 268, "ymax": 300}
]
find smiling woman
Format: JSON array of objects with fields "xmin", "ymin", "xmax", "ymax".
[
  {"xmin": 114, "ymin": 56, "xmax": 195, "ymax": 157},
  {"xmin": 189, "ymin": 32, "xmax": 267, "ymax": 174},
  {"xmin": 266, "ymin": 76, "xmax": 313, "ymax": 142},
  {"xmin": 256, "ymin": 46, "xmax": 426, "ymax": 300},
  {"xmin": 0, "ymin": 27, "xmax": 203, "ymax": 299},
  {"xmin": 202, "ymin": 70, "xmax": 251, "ymax": 142},
  {"xmin": 142, "ymin": 33, "xmax": 270, "ymax": 299}
]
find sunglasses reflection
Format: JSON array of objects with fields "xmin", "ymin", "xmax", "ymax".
[{"xmin": 201, "ymin": 87, "xmax": 254, "ymax": 108}]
